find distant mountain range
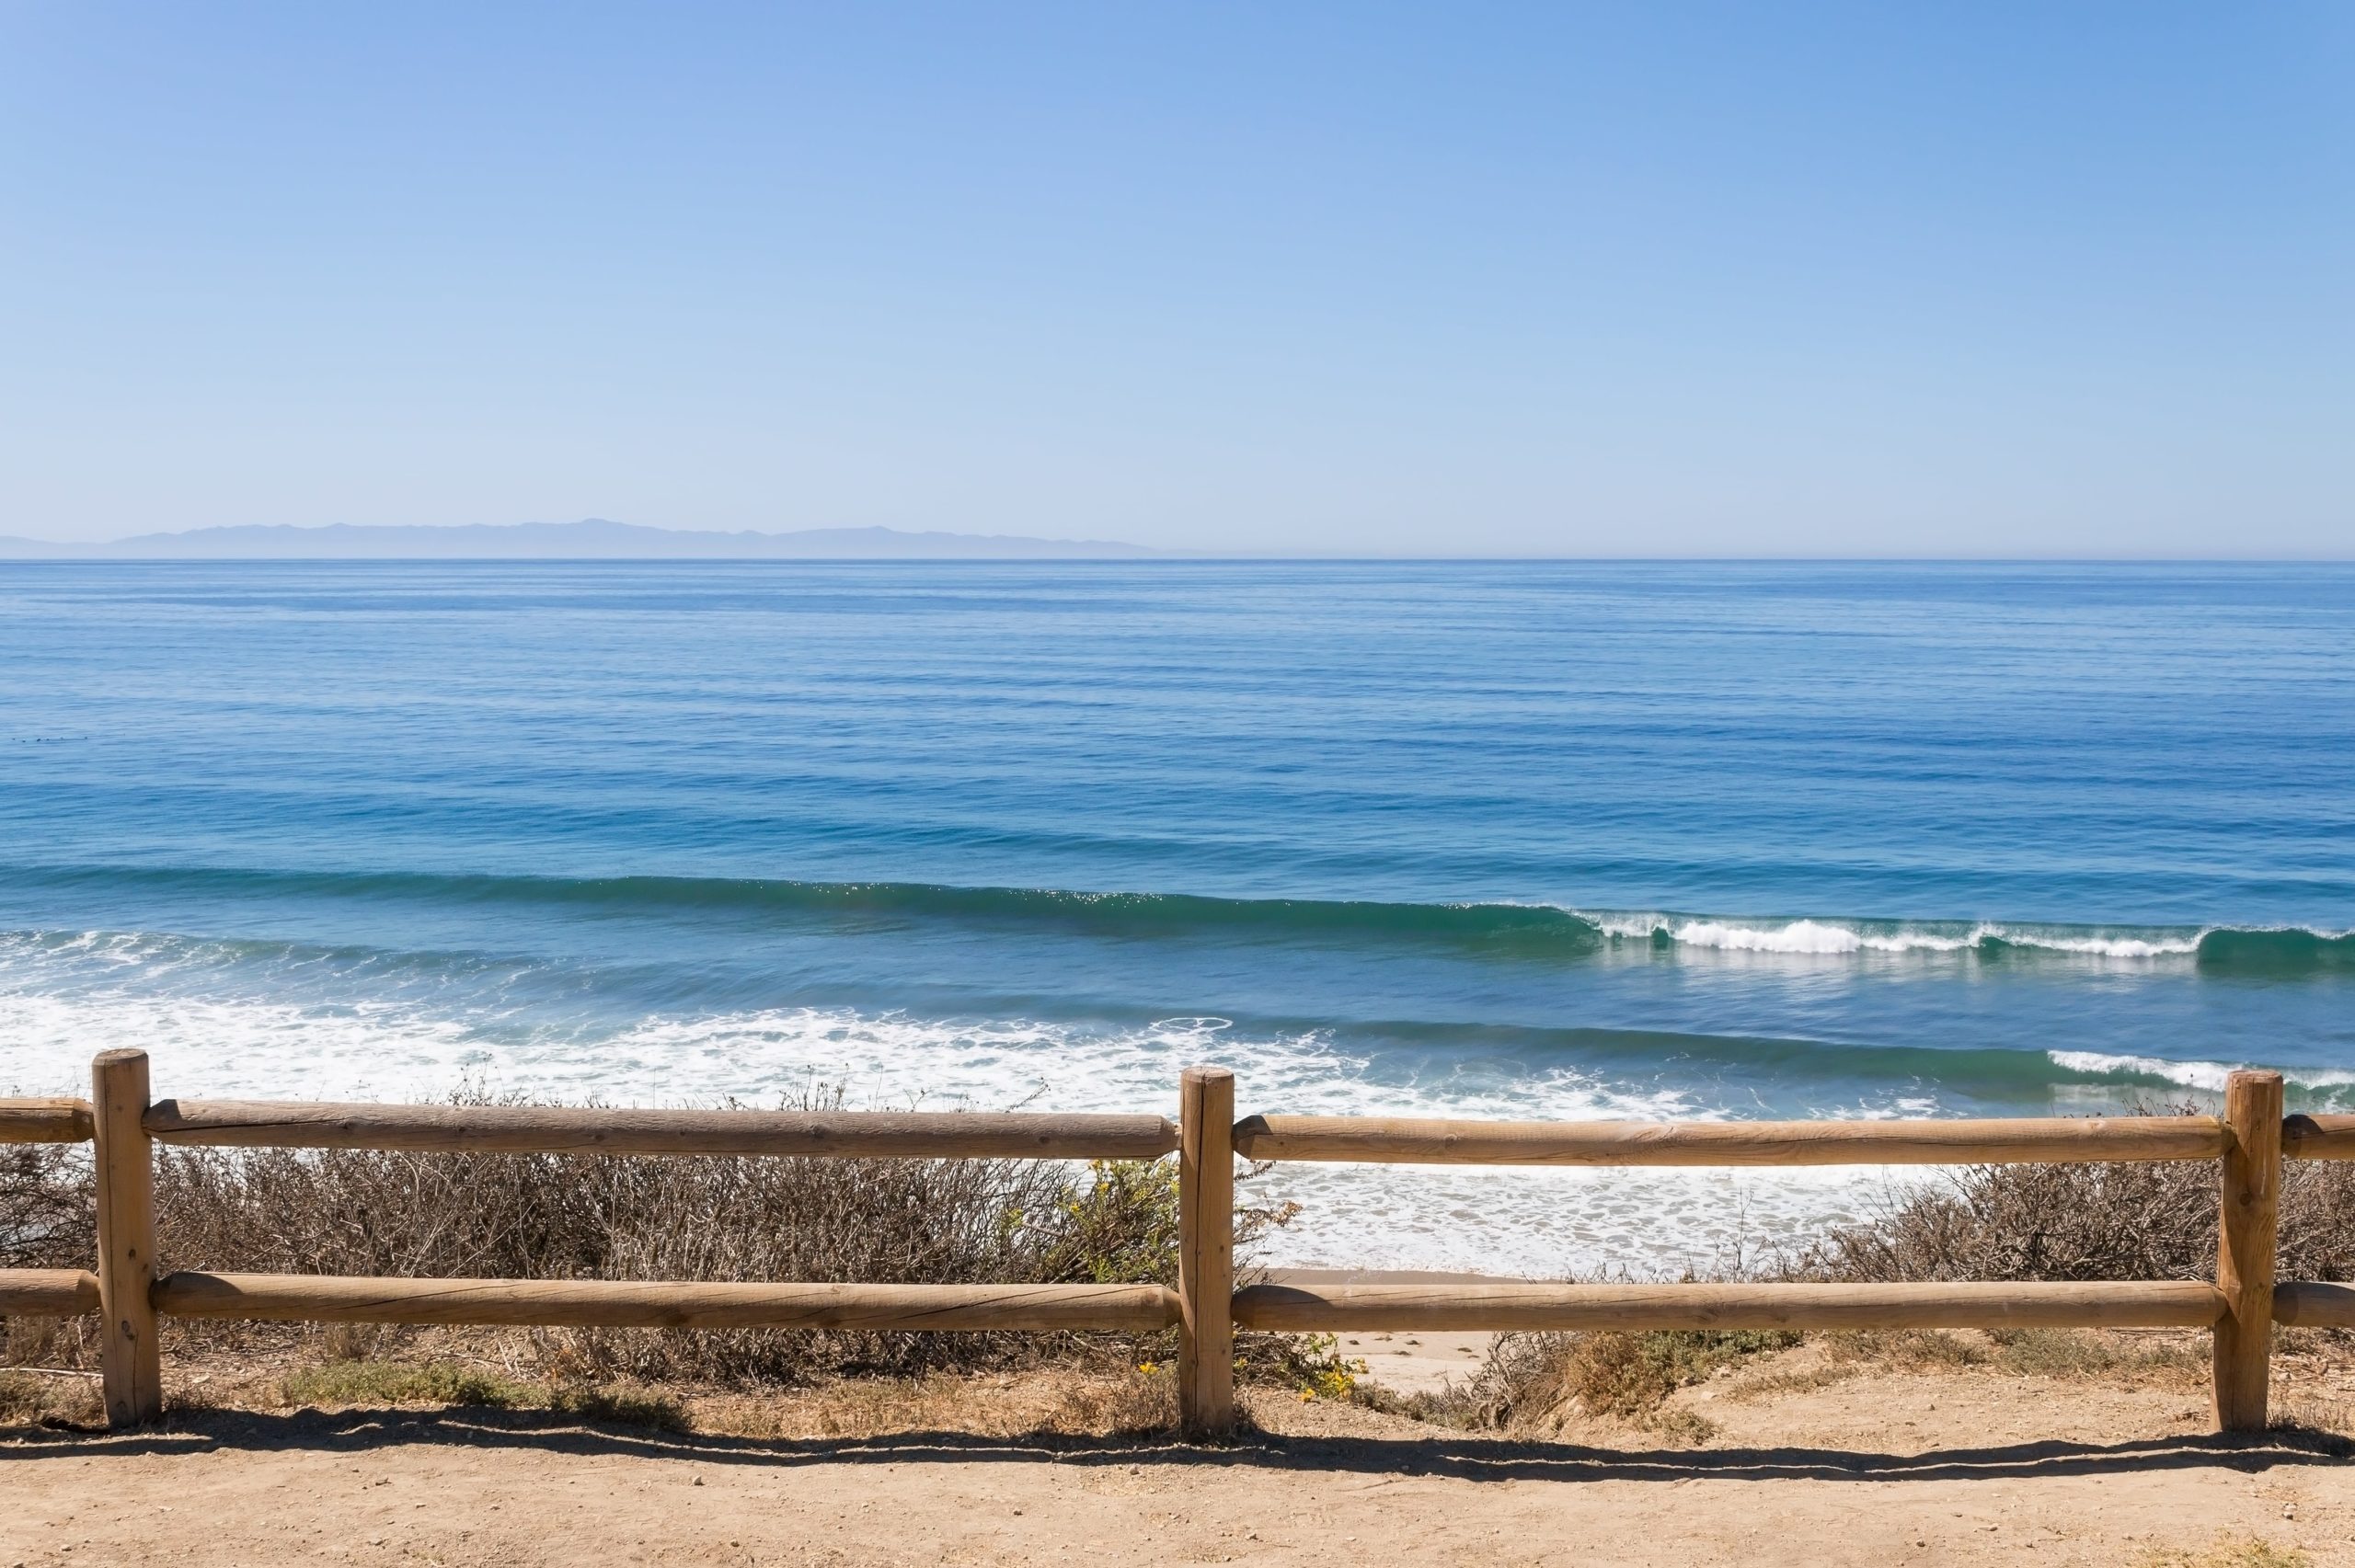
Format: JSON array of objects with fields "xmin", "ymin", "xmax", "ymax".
[{"xmin": 0, "ymin": 520, "xmax": 1161, "ymax": 560}]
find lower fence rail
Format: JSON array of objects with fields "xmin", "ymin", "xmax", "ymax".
[
  {"xmin": 2271, "ymin": 1281, "xmax": 2355, "ymax": 1329},
  {"xmin": 0, "ymin": 1268, "xmax": 100, "ymax": 1316},
  {"xmin": 6, "ymin": 1269, "xmax": 2338, "ymax": 1335},
  {"xmin": 1232, "ymin": 1280, "xmax": 2228, "ymax": 1333},
  {"xmin": 151, "ymin": 1273, "xmax": 1178, "ymax": 1333}
]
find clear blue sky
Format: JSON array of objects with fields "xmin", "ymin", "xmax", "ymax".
[{"xmin": 3, "ymin": 3, "xmax": 2349, "ymax": 555}]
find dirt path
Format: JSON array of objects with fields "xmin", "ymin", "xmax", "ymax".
[{"xmin": 5, "ymin": 1366, "xmax": 2350, "ymax": 1566}]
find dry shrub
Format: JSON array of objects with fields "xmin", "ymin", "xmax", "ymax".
[
  {"xmin": 1726, "ymin": 1325, "xmax": 2203, "ymax": 1399},
  {"xmin": 1365, "ymin": 1327, "xmax": 1791, "ymax": 1439},
  {"xmin": 0, "ymin": 1369, "xmax": 50, "ymax": 1423},
  {"xmin": 2269, "ymin": 1398, "xmax": 2355, "ymax": 1445},
  {"xmin": 0, "ymin": 1368, "xmax": 104, "ymax": 1427},
  {"xmin": 1718, "ymin": 1361, "xmax": 1858, "ymax": 1402},
  {"xmin": 271, "ymin": 1357, "xmax": 689, "ymax": 1429},
  {"xmin": 1822, "ymin": 1325, "xmax": 1989, "ymax": 1370},
  {"xmin": 153, "ymin": 1143, "xmax": 1104, "ymax": 1383},
  {"xmin": 0, "ymin": 1142, "xmax": 92, "ymax": 1269},
  {"xmin": 1352, "ymin": 1330, "xmax": 1565, "ymax": 1429},
  {"xmin": 281, "ymin": 1359, "xmax": 538, "ymax": 1410},
  {"xmin": 2134, "ymin": 1537, "xmax": 2312, "ymax": 1568},
  {"xmin": 545, "ymin": 1381, "xmax": 694, "ymax": 1431},
  {"xmin": 699, "ymin": 1365, "xmax": 1177, "ymax": 1440},
  {"xmin": 1038, "ymin": 1366, "xmax": 1178, "ymax": 1435},
  {"xmin": 0, "ymin": 1144, "xmax": 103, "ymax": 1376},
  {"xmin": 1982, "ymin": 1325, "xmax": 2204, "ymax": 1381},
  {"xmin": 2, "ymin": 1090, "xmax": 1303, "ymax": 1396},
  {"xmin": 1793, "ymin": 1124, "xmax": 2355, "ymax": 1286},
  {"xmin": 175, "ymin": 1135, "xmax": 1178, "ymax": 1384},
  {"xmin": 1556, "ymin": 1328, "xmax": 1796, "ymax": 1423}
]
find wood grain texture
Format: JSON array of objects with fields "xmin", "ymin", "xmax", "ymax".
[
  {"xmin": 2282, "ymin": 1114, "xmax": 2355, "ymax": 1161},
  {"xmin": 1229, "ymin": 1280, "xmax": 2228, "ymax": 1333},
  {"xmin": 0, "ymin": 1098, "xmax": 95, "ymax": 1144},
  {"xmin": 1178, "ymin": 1066, "xmax": 1235, "ymax": 1436},
  {"xmin": 152, "ymin": 1273, "xmax": 1180, "ymax": 1331},
  {"xmin": 145, "ymin": 1100, "xmax": 1178, "ymax": 1161},
  {"xmin": 92, "ymin": 1050, "xmax": 162, "ymax": 1427},
  {"xmin": 2272, "ymin": 1281, "xmax": 2355, "ymax": 1328},
  {"xmin": 2213, "ymin": 1070, "xmax": 2284, "ymax": 1433},
  {"xmin": 0, "ymin": 1268, "xmax": 100, "ymax": 1316},
  {"xmin": 1231, "ymin": 1114, "xmax": 2230, "ymax": 1166}
]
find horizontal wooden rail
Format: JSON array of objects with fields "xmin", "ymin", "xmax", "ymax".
[
  {"xmin": 145, "ymin": 1100, "xmax": 1179, "ymax": 1162},
  {"xmin": 2283, "ymin": 1116, "xmax": 2355, "ymax": 1162},
  {"xmin": 0, "ymin": 1268, "xmax": 102, "ymax": 1316},
  {"xmin": 2272, "ymin": 1281, "xmax": 2355, "ymax": 1328},
  {"xmin": 0, "ymin": 1097, "xmax": 95, "ymax": 1144},
  {"xmin": 154, "ymin": 1273, "xmax": 1181, "ymax": 1332},
  {"xmin": 1232, "ymin": 1114, "xmax": 2229, "ymax": 1166},
  {"xmin": 1231, "ymin": 1280, "xmax": 2228, "ymax": 1333}
]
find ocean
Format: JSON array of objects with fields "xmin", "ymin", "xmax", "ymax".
[{"xmin": 3, "ymin": 559, "xmax": 2349, "ymax": 1276}]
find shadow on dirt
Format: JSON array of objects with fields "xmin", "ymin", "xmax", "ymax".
[{"xmin": 6, "ymin": 1403, "xmax": 2347, "ymax": 1483}]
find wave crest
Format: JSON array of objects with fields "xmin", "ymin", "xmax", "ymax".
[
  {"xmin": 2049, "ymin": 1050, "xmax": 2355, "ymax": 1095},
  {"xmin": 3, "ymin": 861, "xmax": 2348, "ymax": 973},
  {"xmin": 1593, "ymin": 913, "xmax": 2343, "ymax": 967}
]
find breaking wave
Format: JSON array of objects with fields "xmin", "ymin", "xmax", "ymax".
[{"xmin": 4, "ymin": 863, "xmax": 2348, "ymax": 974}]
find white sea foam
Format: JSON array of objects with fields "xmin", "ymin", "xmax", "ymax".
[
  {"xmin": 2049, "ymin": 1050, "xmax": 2355, "ymax": 1094},
  {"xmin": 1584, "ymin": 912, "xmax": 2206, "ymax": 960},
  {"xmin": 1667, "ymin": 919, "xmax": 1971, "ymax": 955},
  {"xmin": 2048, "ymin": 1050, "xmax": 2240, "ymax": 1094},
  {"xmin": 1987, "ymin": 928, "xmax": 2204, "ymax": 958},
  {"xmin": 0, "ymin": 978, "xmax": 1904, "ymax": 1278}
]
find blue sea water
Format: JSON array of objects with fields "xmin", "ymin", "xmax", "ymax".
[{"xmin": 3, "ymin": 560, "xmax": 2350, "ymax": 1272}]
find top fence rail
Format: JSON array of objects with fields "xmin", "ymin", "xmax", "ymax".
[
  {"xmin": 0, "ymin": 1097, "xmax": 94, "ymax": 1144},
  {"xmin": 2284, "ymin": 1115, "xmax": 2355, "ymax": 1161},
  {"xmin": 140, "ymin": 1100, "xmax": 1181, "ymax": 1161},
  {"xmin": 1234, "ymin": 1113, "xmax": 2232, "ymax": 1165},
  {"xmin": 10, "ymin": 1095, "xmax": 2355, "ymax": 1164}
]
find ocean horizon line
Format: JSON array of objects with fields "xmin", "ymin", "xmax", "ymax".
[{"xmin": 6, "ymin": 545, "xmax": 2354, "ymax": 566}]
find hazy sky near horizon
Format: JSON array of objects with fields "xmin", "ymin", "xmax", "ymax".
[{"xmin": 3, "ymin": 5, "xmax": 2349, "ymax": 555}]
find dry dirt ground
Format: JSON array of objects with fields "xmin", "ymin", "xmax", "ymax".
[{"xmin": 6, "ymin": 1341, "xmax": 2354, "ymax": 1567}]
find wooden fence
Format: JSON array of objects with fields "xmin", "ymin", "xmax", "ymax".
[{"xmin": 4, "ymin": 1050, "xmax": 2349, "ymax": 1437}]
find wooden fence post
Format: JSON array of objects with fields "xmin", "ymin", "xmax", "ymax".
[
  {"xmin": 1178, "ymin": 1066, "xmax": 1235, "ymax": 1436},
  {"xmin": 93, "ymin": 1048, "xmax": 162, "ymax": 1428},
  {"xmin": 2214, "ymin": 1069, "xmax": 2282, "ymax": 1433}
]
